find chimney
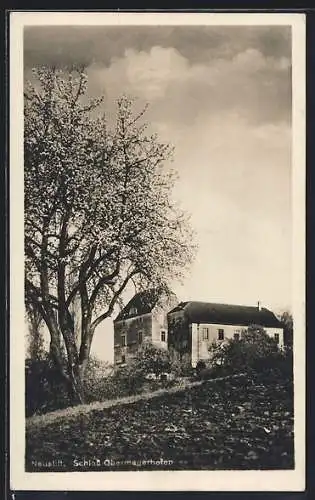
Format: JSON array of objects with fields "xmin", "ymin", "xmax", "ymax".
[{"xmin": 257, "ymin": 301, "xmax": 262, "ymax": 311}]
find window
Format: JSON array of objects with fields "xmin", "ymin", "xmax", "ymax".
[
  {"xmin": 274, "ymin": 333, "xmax": 280, "ymax": 344},
  {"xmin": 234, "ymin": 329, "xmax": 240, "ymax": 341},
  {"xmin": 129, "ymin": 306, "xmax": 137, "ymax": 316},
  {"xmin": 161, "ymin": 330, "xmax": 166, "ymax": 342},
  {"xmin": 138, "ymin": 331, "xmax": 143, "ymax": 344},
  {"xmin": 202, "ymin": 327, "xmax": 209, "ymax": 340},
  {"xmin": 121, "ymin": 355, "xmax": 126, "ymax": 364},
  {"xmin": 218, "ymin": 329, "xmax": 224, "ymax": 340},
  {"xmin": 121, "ymin": 334, "xmax": 126, "ymax": 347}
]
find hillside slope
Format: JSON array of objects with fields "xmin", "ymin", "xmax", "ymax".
[{"xmin": 26, "ymin": 374, "xmax": 294, "ymax": 471}]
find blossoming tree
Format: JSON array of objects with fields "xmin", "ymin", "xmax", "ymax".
[{"xmin": 24, "ymin": 67, "xmax": 194, "ymax": 403}]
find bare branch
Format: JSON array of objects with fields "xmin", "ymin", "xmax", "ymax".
[{"xmin": 91, "ymin": 269, "xmax": 139, "ymax": 331}]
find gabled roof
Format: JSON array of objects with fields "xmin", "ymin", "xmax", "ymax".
[
  {"xmin": 167, "ymin": 301, "xmax": 282, "ymax": 328},
  {"xmin": 114, "ymin": 288, "xmax": 169, "ymax": 322}
]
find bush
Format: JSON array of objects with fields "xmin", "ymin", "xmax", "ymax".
[
  {"xmin": 83, "ymin": 357, "xmax": 115, "ymax": 402},
  {"xmin": 112, "ymin": 363, "xmax": 145, "ymax": 396},
  {"xmin": 134, "ymin": 343, "xmax": 172, "ymax": 377},
  {"xmin": 208, "ymin": 325, "xmax": 293, "ymax": 382},
  {"xmin": 171, "ymin": 357, "xmax": 195, "ymax": 378},
  {"xmin": 26, "ymin": 354, "xmax": 117, "ymax": 415},
  {"xmin": 195, "ymin": 360, "xmax": 206, "ymax": 377},
  {"xmin": 26, "ymin": 345, "xmax": 181, "ymax": 416},
  {"xmin": 84, "ymin": 350, "xmax": 158, "ymax": 403},
  {"xmin": 25, "ymin": 355, "xmax": 71, "ymax": 416}
]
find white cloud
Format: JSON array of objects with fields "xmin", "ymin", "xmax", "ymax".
[
  {"xmin": 169, "ymin": 111, "xmax": 291, "ymax": 309},
  {"xmin": 88, "ymin": 46, "xmax": 189, "ymax": 102},
  {"xmin": 231, "ymin": 48, "xmax": 290, "ymax": 73},
  {"xmin": 123, "ymin": 46, "xmax": 189, "ymax": 100},
  {"xmin": 87, "ymin": 44, "xmax": 291, "ymax": 126},
  {"xmin": 86, "ymin": 45, "xmax": 292, "ymax": 315}
]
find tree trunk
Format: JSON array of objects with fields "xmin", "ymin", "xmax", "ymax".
[
  {"xmin": 68, "ymin": 364, "xmax": 85, "ymax": 405},
  {"xmin": 45, "ymin": 303, "xmax": 95, "ymax": 406},
  {"xmin": 64, "ymin": 325, "xmax": 95, "ymax": 406}
]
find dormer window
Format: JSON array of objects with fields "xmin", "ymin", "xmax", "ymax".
[{"xmin": 129, "ymin": 306, "xmax": 137, "ymax": 316}]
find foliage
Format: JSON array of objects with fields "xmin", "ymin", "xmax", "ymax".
[
  {"xmin": 81, "ymin": 356, "xmax": 116, "ymax": 402},
  {"xmin": 111, "ymin": 363, "xmax": 146, "ymax": 397},
  {"xmin": 24, "ymin": 66, "xmax": 195, "ymax": 402},
  {"xmin": 25, "ymin": 347, "xmax": 176, "ymax": 415},
  {"xmin": 26, "ymin": 353, "xmax": 115, "ymax": 415},
  {"xmin": 84, "ymin": 355, "xmax": 114, "ymax": 381},
  {"xmin": 26, "ymin": 374, "xmax": 294, "ymax": 471},
  {"xmin": 132, "ymin": 343, "xmax": 172, "ymax": 377},
  {"xmin": 279, "ymin": 311, "xmax": 293, "ymax": 347},
  {"xmin": 25, "ymin": 355, "xmax": 71, "ymax": 417},
  {"xmin": 171, "ymin": 357, "xmax": 195, "ymax": 377},
  {"xmin": 195, "ymin": 360, "xmax": 207, "ymax": 377},
  {"xmin": 207, "ymin": 325, "xmax": 285, "ymax": 377},
  {"xmin": 86, "ymin": 345, "xmax": 175, "ymax": 401}
]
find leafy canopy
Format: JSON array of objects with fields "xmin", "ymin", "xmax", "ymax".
[{"xmin": 24, "ymin": 67, "xmax": 195, "ymax": 334}]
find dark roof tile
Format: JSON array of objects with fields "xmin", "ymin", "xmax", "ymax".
[
  {"xmin": 114, "ymin": 288, "xmax": 173, "ymax": 322},
  {"xmin": 167, "ymin": 301, "xmax": 282, "ymax": 328}
]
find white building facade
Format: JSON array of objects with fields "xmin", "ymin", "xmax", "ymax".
[
  {"xmin": 190, "ymin": 322, "xmax": 284, "ymax": 367},
  {"xmin": 167, "ymin": 301, "xmax": 284, "ymax": 368}
]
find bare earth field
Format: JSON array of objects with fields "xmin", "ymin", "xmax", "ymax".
[{"xmin": 26, "ymin": 374, "xmax": 294, "ymax": 471}]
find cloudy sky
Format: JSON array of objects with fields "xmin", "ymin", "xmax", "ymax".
[{"xmin": 24, "ymin": 25, "xmax": 292, "ymax": 361}]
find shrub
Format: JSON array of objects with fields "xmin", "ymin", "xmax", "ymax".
[
  {"xmin": 26, "ymin": 345, "xmax": 181, "ymax": 415},
  {"xmin": 26, "ymin": 354, "xmax": 119, "ymax": 415},
  {"xmin": 171, "ymin": 357, "xmax": 195, "ymax": 378},
  {"xmin": 195, "ymin": 360, "xmax": 206, "ymax": 377},
  {"xmin": 83, "ymin": 356, "xmax": 115, "ymax": 402},
  {"xmin": 111, "ymin": 362, "xmax": 145, "ymax": 396},
  {"xmin": 133, "ymin": 343, "xmax": 172, "ymax": 377},
  {"xmin": 208, "ymin": 325, "xmax": 293, "ymax": 382},
  {"xmin": 25, "ymin": 355, "xmax": 71, "ymax": 416}
]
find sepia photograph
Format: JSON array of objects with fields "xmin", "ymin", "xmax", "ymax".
[{"xmin": 10, "ymin": 11, "xmax": 305, "ymax": 491}]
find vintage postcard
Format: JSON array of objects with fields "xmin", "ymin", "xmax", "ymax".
[{"xmin": 10, "ymin": 11, "xmax": 305, "ymax": 491}]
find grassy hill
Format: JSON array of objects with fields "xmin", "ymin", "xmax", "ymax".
[{"xmin": 26, "ymin": 373, "xmax": 293, "ymax": 471}]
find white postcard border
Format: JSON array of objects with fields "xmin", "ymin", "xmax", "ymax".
[{"xmin": 10, "ymin": 11, "xmax": 306, "ymax": 492}]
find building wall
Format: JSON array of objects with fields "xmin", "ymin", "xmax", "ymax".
[
  {"xmin": 151, "ymin": 294, "xmax": 178, "ymax": 350},
  {"xmin": 264, "ymin": 327, "xmax": 284, "ymax": 348},
  {"xmin": 151, "ymin": 309, "xmax": 168, "ymax": 350},
  {"xmin": 191, "ymin": 322, "xmax": 284, "ymax": 367},
  {"xmin": 167, "ymin": 311, "xmax": 192, "ymax": 365},
  {"xmin": 113, "ymin": 309, "xmax": 171, "ymax": 364},
  {"xmin": 113, "ymin": 313, "xmax": 152, "ymax": 365}
]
